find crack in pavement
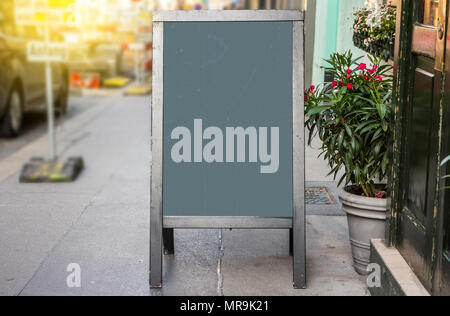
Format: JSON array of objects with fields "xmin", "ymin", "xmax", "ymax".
[{"xmin": 217, "ymin": 229, "xmax": 224, "ymax": 296}]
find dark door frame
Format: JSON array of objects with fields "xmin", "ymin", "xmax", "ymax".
[{"xmin": 388, "ymin": 0, "xmax": 450, "ymax": 295}]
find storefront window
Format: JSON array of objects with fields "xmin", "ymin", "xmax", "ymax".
[{"xmin": 418, "ymin": 0, "xmax": 440, "ymax": 27}]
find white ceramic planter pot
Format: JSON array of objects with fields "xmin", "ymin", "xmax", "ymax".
[{"xmin": 339, "ymin": 188, "xmax": 387, "ymax": 275}]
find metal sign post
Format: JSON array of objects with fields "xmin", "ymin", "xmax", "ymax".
[
  {"xmin": 150, "ymin": 10, "xmax": 306, "ymax": 289},
  {"xmin": 16, "ymin": 0, "xmax": 72, "ymax": 161},
  {"xmin": 44, "ymin": 25, "xmax": 57, "ymax": 161},
  {"xmin": 17, "ymin": 0, "xmax": 84, "ymax": 183},
  {"xmin": 26, "ymin": 36, "xmax": 69, "ymax": 161}
]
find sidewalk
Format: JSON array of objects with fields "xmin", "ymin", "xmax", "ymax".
[{"xmin": 0, "ymin": 90, "xmax": 367, "ymax": 296}]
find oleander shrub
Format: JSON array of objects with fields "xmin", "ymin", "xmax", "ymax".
[{"xmin": 305, "ymin": 51, "xmax": 393, "ymax": 198}]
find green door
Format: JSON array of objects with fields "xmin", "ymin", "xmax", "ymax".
[{"xmin": 392, "ymin": 0, "xmax": 450, "ymax": 295}]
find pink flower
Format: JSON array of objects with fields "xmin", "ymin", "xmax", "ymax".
[
  {"xmin": 310, "ymin": 85, "xmax": 315, "ymax": 91},
  {"xmin": 339, "ymin": 81, "xmax": 344, "ymax": 86},
  {"xmin": 358, "ymin": 63, "xmax": 367, "ymax": 70},
  {"xmin": 376, "ymin": 76, "xmax": 383, "ymax": 82},
  {"xmin": 347, "ymin": 83, "xmax": 354, "ymax": 90},
  {"xmin": 331, "ymin": 81, "xmax": 338, "ymax": 88},
  {"xmin": 364, "ymin": 75, "xmax": 370, "ymax": 80},
  {"xmin": 346, "ymin": 69, "xmax": 353, "ymax": 75},
  {"xmin": 376, "ymin": 191, "xmax": 386, "ymax": 199},
  {"xmin": 372, "ymin": 65, "xmax": 378, "ymax": 71}
]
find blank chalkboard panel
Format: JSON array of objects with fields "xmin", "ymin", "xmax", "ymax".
[{"xmin": 163, "ymin": 21, "xmax": 293, "ymax": 217}]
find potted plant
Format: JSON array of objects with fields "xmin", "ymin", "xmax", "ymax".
[{"xmin": 305, "ymin": 51, "xmax": 393, "ymax": 275}]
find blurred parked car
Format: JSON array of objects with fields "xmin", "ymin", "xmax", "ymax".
[
  {"xmin": 68, "ymin": 42, "xmax": 123, "ymax": 79},
  {"xmin": 0, "ymin": 0, "xmax": 69, "ymax": 137}
]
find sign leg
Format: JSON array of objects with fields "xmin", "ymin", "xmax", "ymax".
[
  {"xmin": 293, "ymin": 214, "xmax": 306, "ymax": 289},
  {"xmin": 289, "ymin": 228, "xmax": 293, "ymax": 257},
  {"xmin": 293, "ymin": 20, "xmax": 306, "ymax": 289},
  {"xmin": 150, "ymin": 19, "xmax": 163, "ymax": 289},
  {"xmin": 163, "ymin": 228, "xmax": 175, "ymax": 255},
  {"xmin": 150, "ymin": 210, "xmax": 163, "ymax": 288}
]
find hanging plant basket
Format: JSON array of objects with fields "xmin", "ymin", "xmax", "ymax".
[
  {"xmin": 353, "ymin": 5, "xmax": 396, "ymax": 62},
  {"xmin": 353, "ymin": 33, "xmax": 394, "ymax": 62}
]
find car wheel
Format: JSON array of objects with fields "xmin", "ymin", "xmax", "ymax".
[{"xmin": 0, "ymin": 87, "xmax": 23, "ymax": 138}]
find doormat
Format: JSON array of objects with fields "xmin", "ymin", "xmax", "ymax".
[{"xmin": 306, "ymin": 187, "xmax": 336, "ymax": 205}]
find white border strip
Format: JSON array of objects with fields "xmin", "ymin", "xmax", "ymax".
[
  {"xmin": 154, "ymin": 10, "xmax": 304, "ymax": 22},
  {"xmin": 163, "ymin": 217, "xmax": 293, "ymax": 229}
]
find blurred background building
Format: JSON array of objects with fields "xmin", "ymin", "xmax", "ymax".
[{"xmin": 0, "ymin": 0, "xmax": 385, "ymax": 135}]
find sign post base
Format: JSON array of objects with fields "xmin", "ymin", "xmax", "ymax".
[{"xmin": 19, "ymin": 157, "xmax": 84, "ymax": 183}]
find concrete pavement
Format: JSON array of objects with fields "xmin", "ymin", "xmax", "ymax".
[{"xmin": 0, "ymin": 89, "xmax": 367, "ymax": 296}]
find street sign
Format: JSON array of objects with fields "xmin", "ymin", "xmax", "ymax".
[
  {"xmin": 14, "ymin": 0, "xmax": 76, "ymax": 161},
  {"xmin": 16, "ymin": 0, "xmax": 84, "ymax": 182},
  {"xmin": 150, "ymin": 10, "xmax": 306, "ymax": 289},
  {"xmin": 27, "ymin": 41, "xmax": 68, "ymax": 63}
]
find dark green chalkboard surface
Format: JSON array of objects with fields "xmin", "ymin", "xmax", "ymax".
[{"xmin": 163, "ymin": 21, "xmax": 293, "ymax": 217}]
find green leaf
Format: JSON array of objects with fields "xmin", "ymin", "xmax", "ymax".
[
  {"xmin": 376, "ymin": 103, "xmax": 387, "ymax": 119},
  {"xmin": 381, "ymin": 152, "xmax": 389, "ymax": 175},
  {"xmin": 361, "ymin": 123, "xmax": 381, "ymax": 134},
  {"xmin": 354, "ymin": 165, "xmax": 361, "ymax": 184},
  {"xmin": 344, "ymin": 125, "xmax": 353, "ymax": 138},
  {"xmin": 356, "ymin": 120, "xmax": 377, "ymax": 132},
  {"xmin": 338, "ymin": 173, "xmax": 347, "ymax": 187},
  {"xmin": 441, "ymin": 155, "xmax": 450, "ymax": 166},
  {"xmin": 374, "ymin": 142, "xmax": 382, "ymax": 156},
  {"xmin": 307, "ymin": 124, "xmax": 316, "ymax": 146},
  {"xmin": 338, "ymin": 130, "xmax": 345, "ymax": 150},
  {"xmin": 307, "ymin": 106, "xmax": 331, "ymax": 116},
  {"xmin": 372, "ymin": 128, "xmax": 383, "ymax": 142},
  {"xmin": 382, "ymin": 90, "xmax": 392, "ymax": 103},
  {"xmin": 355, "ymin": 96, "xmax": 375, "ymax": 105}
]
